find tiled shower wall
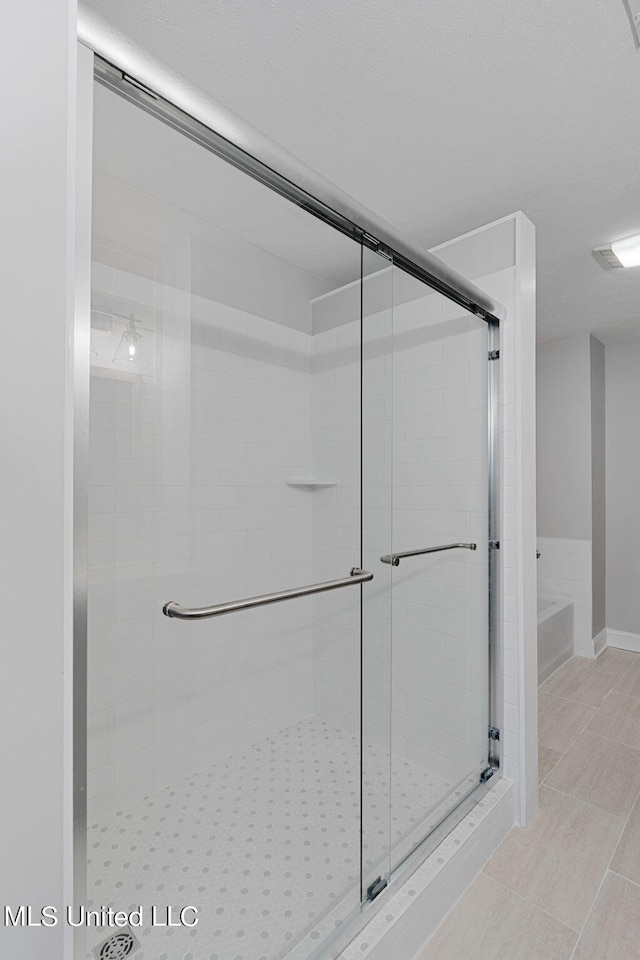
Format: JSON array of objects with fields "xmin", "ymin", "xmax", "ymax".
[
  {"xmin": 309, "ymin": 316, "xmax": 362, "ymax": 738},
  {"xmin": 389, "ymin": 299, "xmax": 489, "ymax": 783},
  {"xmin": 88, "ymin": 247, "xmax": 521, "ymax": 821},
  {"xmin": 88, "ymin": 259, "xmax": 318, "ymax": 822},
  {"xmin": 311, "ymin": 275, "xmax": 502, "ymax": 786}
]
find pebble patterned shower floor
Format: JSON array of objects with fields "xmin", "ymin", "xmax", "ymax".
[{"xmin": 87, "ymin": 717, "xmax": 453, "ymax": 960}]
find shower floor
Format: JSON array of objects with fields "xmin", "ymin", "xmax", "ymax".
[{"xmin": 87, "ymin": 717, "xmax": 456, "ymax": 960}]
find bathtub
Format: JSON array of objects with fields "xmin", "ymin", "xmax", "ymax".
[{"xmin": 538, "ymin": 595, "xmax": 574, "ymax": 685}]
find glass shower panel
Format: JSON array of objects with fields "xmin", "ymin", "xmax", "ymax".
[
  {"xmin": 87, "ymin": 80, "xmax": 366, "ymax": 960},
  {"xmin": 388, "ymin": 269, "xmax": 490, "ymax": 869},
  {"xmin": 360, "ymin": 248, "xmax": 394, "ymax": 899}
]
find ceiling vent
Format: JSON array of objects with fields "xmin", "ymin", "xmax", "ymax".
[
  {"xmin": 593, "ymin": 233, "xmax": 640, "ymax": 270},
  {"xmin": 593, "ymin": 246, "xmax": 625, "ymax": 270}
]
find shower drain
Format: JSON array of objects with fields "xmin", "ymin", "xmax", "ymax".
[{"xmin": 92, "ymin": 926, "xmax": 140, "ymax": 960}]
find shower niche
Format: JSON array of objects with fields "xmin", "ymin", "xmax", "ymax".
[{"xmin": 83, "ymin": 63, "xmax": 499, "ymax": 960}]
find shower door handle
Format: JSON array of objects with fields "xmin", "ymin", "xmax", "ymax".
[
  {"xmin": 162, "ymin": 567, "xmax": 373, "ymax": 620},
  {"xmin": 380, "ymin": 542, "xmax": 477, "ymax": 567}
]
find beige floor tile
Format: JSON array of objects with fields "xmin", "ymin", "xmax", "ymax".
[
  {"xmin": 544, "ymin": 657, "xmax": 626, "ymax": 708},
  {"xmin": 574, "ymin": 871, "xmax": 640, "ymax": 960},
  {"xmin": 596, "ymin": 647, "xmax": 639, "ymax": 675},
  {"xmin": 586, "ymin": 691, "xmax": 640, "ymax": 749},
  {"xmin": 546, "ymin": 732, "xmax": 640, "ymax": 817},
  {"xmin": 611, "ymin": 794, "xmax": 640, "ymax": 884},
  {"xmin": 539, "ymin": 693, "xmax": 596, "ymax": 753},
  {"xmin": 539, "ymin": 744, "xmax": 562, "ymax": 783},
  {"xmin": 615, "ymin": 655, "xmax": 640, "ymax": 699},
  {"xmin": 417, "ymin": 873, "xmax": 576, "ymax": 960},
  {"xmin": 484, "ymin": 786, "xmax": 623, "ymax": 930}
]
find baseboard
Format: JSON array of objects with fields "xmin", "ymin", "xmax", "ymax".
[
  {"xmin": 593, "ymin": 629, "xmax": 608, "ymax": 658},
  {"xmin": 607, "ymin": 628, "xmax": 640, "ymax": 653},
  {"xmin": 340, "ymin": 779, "xmax": 515, "ymax": 960}
]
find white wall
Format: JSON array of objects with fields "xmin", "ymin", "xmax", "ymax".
[
  {"xmin": 606, "ymin": 340, "xmax": 640, "ymax": 636},
  {"xmin": 0, "ymin": 5, "xmax": 77, "ymax": 958}
]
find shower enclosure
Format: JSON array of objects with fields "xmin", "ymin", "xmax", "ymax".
[{"xmin": 81, "ymin": 54, "xmax": 500, "ymax": 960}]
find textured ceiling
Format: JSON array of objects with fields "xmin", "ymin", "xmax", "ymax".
[{"xmin": 81, "ymin": 0, "xmax": 640, "ymax": 341}]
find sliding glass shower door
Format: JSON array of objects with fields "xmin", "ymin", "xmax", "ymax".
[
  {"xmin": 87, "ymin": 79, "xmax": 371, "ymax": 960},
  {"xmin": 84, "ymin": 59, "xmax": 497, "ymax": 960},
  {"xmin": 361, "ymin": 261, "xmax": 493, "ymax": 883}
]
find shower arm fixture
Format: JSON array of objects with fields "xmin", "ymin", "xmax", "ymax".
[{"xmin": 163, "ymin": 567, "xmax": 373, "ymax": 620}]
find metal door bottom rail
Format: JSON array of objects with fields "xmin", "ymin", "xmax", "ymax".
[
  {"xmin": 380, "ymin": 542, "xmax": 477, "ymax": 566},
  {"xmin": 163, "ymin": 567, "xmax": 373, "ymax": 620}
]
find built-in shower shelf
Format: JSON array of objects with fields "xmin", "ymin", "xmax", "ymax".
[{"xmin": 285, "ymin": 478, "xmax": 338, "ymax": 489}]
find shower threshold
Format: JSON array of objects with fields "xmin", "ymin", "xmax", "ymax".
[{"xmin": 87, "ymin": 717, "xmax": 458, "ymax": 960}]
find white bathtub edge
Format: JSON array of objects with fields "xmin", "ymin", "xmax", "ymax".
[
  {"xmin": 538, "ymin": 594, "xmax": 574, "ymax": 685},
  {"xmin": 537, "ymin": 594, "xmax": 573, "ymax": 626}
]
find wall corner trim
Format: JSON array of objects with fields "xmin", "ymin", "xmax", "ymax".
[{"xmin": 593, "ymin": 628, "xmax": 608, "ymax": 659}]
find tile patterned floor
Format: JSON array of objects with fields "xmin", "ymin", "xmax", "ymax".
[
  {"xmin": 417, "ymin": 648, "xmax": 640, "ymax": 960},
  {"xmin": 87, "ymin": 717, "xmax": 454, "ymax": 960}
]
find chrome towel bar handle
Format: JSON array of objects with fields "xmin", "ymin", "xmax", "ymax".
[
  {"xmin": 163, "ymin": 567, "xmax": 373, "ymax": 621},
  {"xmin": 380, "ymin": 542, "xmax": 477, "ymax": 567}
]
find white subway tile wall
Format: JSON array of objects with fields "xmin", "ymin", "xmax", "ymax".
[
  {"xmin": 311, "ymin": 270, "xmax": 516, "ymax": 796},
  {"xmin": 310, "ymin": 314, "xmax": 362, "ymax": 743},
  {"xmin": 88, "ymin": 249, "xmax": 518, "ymax": 833},
  {"xmin": 87, "ymin": 260, "xmax": 319, "ymax": 821}
]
